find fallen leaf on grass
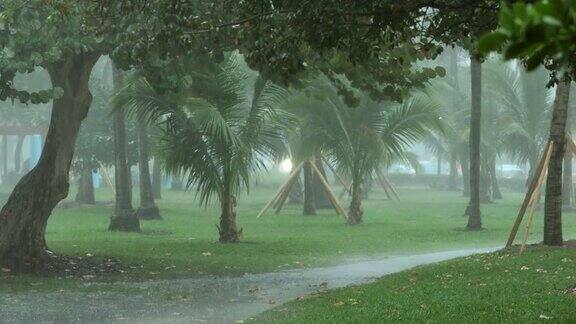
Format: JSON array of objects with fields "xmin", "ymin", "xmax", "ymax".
[
  {"xmin": 202, "ymin": 252, "xmax": 212, "ymax": 256},
  {"xmin": 333, "ymin": 301, "xmax": 345, "ymax": 307},
  {"xmin": 539, "ymin": 314, "xmax": 552, "ymax": 320}
]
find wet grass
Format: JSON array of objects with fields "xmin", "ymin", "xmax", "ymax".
[
  {"xmin": 250, "ymin": 247, "xmax": 576, "ymax": 323},
  {"xmin": 2, "ymin": 183, "xmax": 576, "ymax": 292}
]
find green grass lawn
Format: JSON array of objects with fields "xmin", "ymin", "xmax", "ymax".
[
  {"xmin": 2, "ymin": 183, "xmax": 576, "ymax": 292},
  {"xmin": 251, "ymin": 247, "xmax": 576, "ymax": 323}
]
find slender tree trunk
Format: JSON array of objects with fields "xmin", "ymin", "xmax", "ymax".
[
  {"xmin": 218, "ymin": 193, "xmax": 241, "ymax": 243},
  {"xmin": 448, "ymin": 151, "xmax": 459, "ymax": 191},
  {"xmin": 0, "ymin": 53, "xmax": 100, "ymax": 270},
  {"xmin": 108, "ymin": 67, "xmax": 140, "ymax": 232},
  {"xmin": 303, "ymin": 161, "xmax": 317, "ymax": 215},
  {"xmin": 437, "ymin": 153, "xmax": 442, "ymax": 176},
  {"xmin": 480, "ymin": 164, "xmax": 492, "ymax": 203},
  {"xmin": 466, "ymin": 57, "xmax": 482, "ymax": 230},
  {"xmin": 75, "ymin": 165, "xmax": 95, "ymax": 205},
  {"xmin": 152, "ymin": 157, "xmax": 162, "ymax": 200},
  {"xmin": 460, "ymin": 145, "xmax": 470, "ymax": 196},
  {"xmin": 491, "ymin": 157, "xmax": 503, "ymax": 200},
  {"xmin": 313, "ymin": 156, "xmax": 332, "ymax": 209},
  {"xmin": 13, "ymin": 135, "xmax": 25, "ymax": 174},
  {"xmin": 136, "ymin": 118, "xmax": 161, "ymax": 220},
  {"xmin": 348, "ymin": 176, "xmax": 363, "ymax": 225},
  {"xmin": 563, "ymin": 131, "xmax": 573, "ymax": 210},
  {"xmin": 544, "ymin": 78, "xmax": 571, "ymax": 246}
]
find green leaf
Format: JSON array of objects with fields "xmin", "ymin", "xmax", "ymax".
[{"xmin": 478, "ymin": 32, "xmax": 508, "ymax": 54}]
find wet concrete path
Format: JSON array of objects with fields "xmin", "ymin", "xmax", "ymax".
[{"xmin": 1, "ymin": 247, "xmax": 497, "ymax": 324}]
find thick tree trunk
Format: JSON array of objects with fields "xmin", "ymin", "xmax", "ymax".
[
  {"xmin": 136, "ymin": 118, "xmax": 161, "ymax": 220},
  {"xmin": 13, "ymin": 135, "xmax": 25, "ymax": 174},
  {"xmin": 480, "ymin": 164, "xmax": 492, "ymax": 203},
  {"xmin": 218, "ymin": 195, "xmax": 241, "ymax": 243},
  {"xmin": 347, "ymin": 178, "xmax": 363, "ymax": 225},
  {"xmin": 303, "ymin": 161, "xmax": 317, "ymax": 215},
  {"xmin": 490, "ymin": 158, "xmax": 503, "ymax": 200},
  {"xmin": 466, "ymin": 57, "xmax": 482, "ymax": 230},
  {"xmin": 152, "ymin": 157, "xmax": 162, "ymax": 200},
  {"xmin": 544, "ymin": 79, "xmax": 571, "ymax": 246},
  {"xmin": 313, "ymin": 156, "xmax": 332, "ymax": 209},
  {"xmin": 75, "ymin": 165, "xmax": 95, "ymax": 205},
  {"xmin": 108, "ymin": 67, "xmax": 140, "ymax": 232},
  {"xmin": 0, "ymin": 53, "xmax": 100, "ymax": 270},
  {"xmin": 448, "ymin": 151, "xmax": 459, "ymax": 191}
]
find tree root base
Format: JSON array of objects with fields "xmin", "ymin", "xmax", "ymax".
[
  {"xmin": 109, "ymin": 209, "xmax": 140, "ymax": 232},
  {"xmin": 137, "ymin": 205, "xmax": 162, "ymax": 220}
]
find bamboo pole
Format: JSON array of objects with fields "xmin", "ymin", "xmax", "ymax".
[
  {"xmin": 519, "ymin": 142, "xmax": 553, "ymax": 254},
  {"xmin": 506, "ymin": 140, "xmax": 553, "ymax": 248},
  {"xmin": 99, "ymin": 162, "xmax": 116, "ymax": 197},
  {"xmin": 257, "ymin": 161, "xmax": 304, "ymax": 218},
  {"xmin": 309, "ymin": 161, "xmax": 350, "ymax": 221},
  {"xmin": 320, "ymin": 156, "xmax": 352, "ymax": 195}
]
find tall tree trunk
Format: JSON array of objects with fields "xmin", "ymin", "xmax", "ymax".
[
  {"xmin": 347, "ymin": 176, "xmax": 363, "ymax": 225},
  {"xmin": 13, "ymin": 135, "xmax": 25, "ymax": 174},
  {"xmin": 466, "ymin": 57, "xmax": 482, "ymax": 230},
  {"xmin": 0, "ymin": 53, "xmax": 100, "ymax": 270},
  {"xmin": 218, "ymin": 191, "xmax": 241, "ymax": 243},
  {"xmin": 136, "ymin": 118, "xmax": 161, "ymax": 220},
  {"xmin": 303, "ymin": 161, "xmax": 317, "ymax": 215},
  {"xmin": 563, "ymin": 123, "xmax": 573, "ymax": 210},
  {"xmin": 490, "ymin": 157, "xmax": 503, "ymax": 200},
  {"xmin": 544, "ymin": 78, "xmax": 571, "ymax": 246},
  {"xmin": 437, "ymin": 153, "xmax": 442, "ymax": 176},
  {"xmin": 448, "ymin": 151, "xmax": 459, "ymax": 191},
  {"xmin": 108, "ymin": 67, "xmax": 140, "ymax": 232},
  {"xmin": 152, "ymin": 157, "xmax": 162, "ymax": 200},
  {"xmin": 75, "ymin": 165, "xmax": 95, "ymax": 205},
  {"xmin": 313, "ymin": 156, "xmax": 332, "ymax": 209},
  {"xmin": 480, "ymin": 165, "xmax": 492, "ymax": 203}
]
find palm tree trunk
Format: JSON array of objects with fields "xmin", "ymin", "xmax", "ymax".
[
  {"xmin": 218, "ymin": 187, "xmax": 241, "ymax": 243},
  {"xmin": 448, "ymin": 151, "xmax": 459, "ymax": 191},
  {"xmin": 437, "ymin": 152, "xmax": 442, "ymax": 176},
  {"xmin": 490, "ymin": 157, "xmax": 503, "ymax": 200},
  {"xmin": 75, "ymin": 165, "xmax": 95, "ymax": 205},
  {"xmin": 136, "ymin": 117, "xmax": 161, "ymax": 220},
  {"xmin": 152, "ymin": 158, "xmax": 162, "ymax": 200},
  {"xmin": 303, "ymin": 161, "xmax": 317, "ymax": 215},
  {"xmin": 466, "ymin": 56, "xmax": 482, "ymax": 230},
  {"xmin": 109, "ymin": 67, "xmax": 140, "ymax": 232},
  {"xmin": 544, "ymin": 78, "xmax": 571, "ymax": 246},
  {"xmin": 480, "ymin": 165, "xmax": 492, "ymax": 203},
  {"xmin": 13, "ymin": 135, "xmax": 24, "ymax": 174},
  {"xmin": 460, "ymin": 145, "xmax": 470, "ymax": 196},
  {"xmin": 347, "ymin": 176, "xmax": 363, "ymax": 225}
]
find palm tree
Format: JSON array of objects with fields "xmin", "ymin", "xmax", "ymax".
[
  {"xmin": 116, "ymin": 55, "xmax": 294, "ymax": 242},
  {"xmin": 290, "ymin": 77, "xmax": 442, "ymax": 224}
]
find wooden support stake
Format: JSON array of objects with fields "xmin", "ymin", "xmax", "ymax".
[
  {"xmin": 375, "ymin": 170, "xmax": 393, "ymax": 200},
  {"xmin": 506, "ymin": 140, "xmax": 553, "ymax": 248},
  {"xmin": 310, "ymin": 160, "xmax": 350, "ymax": 221},
  {"xmin": 320, "ymin": 156, "xmax": 352, "ymax": 195},
  {"xmin": 99, "ymin": 162, "xmax": 116, "ymax": 198},
  {"xmin": 376, "ymin": 168, "xmax": 400, "ymax": 201},
  {"xmin": 257, "ymin": 161, "xmax": 304, "ymax": 218},
  {"xmin": 274, "ymin": 169, "xmax": 302, "ymax": 214},
  {"xmin": 520, "ymin": 142, "xmax": 553, "ymax": 254}
]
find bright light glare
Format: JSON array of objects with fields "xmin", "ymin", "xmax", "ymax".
[{"xmin": 279, "ymin": 159, "xmax": 293, "ymax": 173}]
